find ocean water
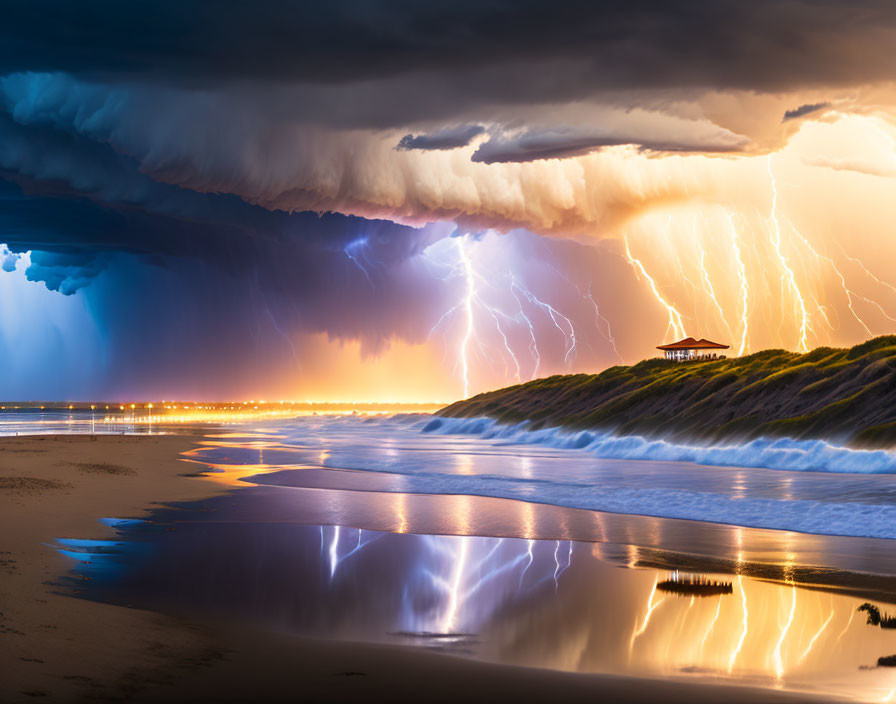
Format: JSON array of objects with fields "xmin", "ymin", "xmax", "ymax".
[
  {"xmin": 57, "ymin": 520, "xmax": 896, "ymax": 702},
  {"xmin": 422, "ymin": 416, "xmax": 896, "ymax": 474},
  {"xmin": 54, "ymin": 414, "xmax": 896, "ymax": 701},
  {"xmin": 191, "ymin": 414, "xmax": 896, "ymax": 540},
  {"xmin": 0, "ymin": 407, "xmax": 146, "ymax": 435}
]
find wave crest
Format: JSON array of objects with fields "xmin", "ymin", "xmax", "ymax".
[{"xmin": 424, "ymin": 417, "xmax": 896, "ymax": 474}]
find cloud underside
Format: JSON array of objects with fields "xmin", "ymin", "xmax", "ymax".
[
  {"xmin": 470, "ymin": 126, "xmax": 749, "ymax": 163},
  {"xmin": 783, "ymin": 102, "xmax": 832, "ymax": 122},
  {"xmin": 1, "ymin": 1, "xmax": 895, "ymax": 321},
  {"xmin": 396, "ymin": 125, "xmax": 486, "ymax": 151}
]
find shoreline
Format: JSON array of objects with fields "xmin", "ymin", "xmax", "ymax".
[
  {"xmin": 436, "ymin": 336, "xmax": 896, "ymax": 450},
  {"xmin": 0, "ymin": 434, "xmax": 843, "ymax": 702}
]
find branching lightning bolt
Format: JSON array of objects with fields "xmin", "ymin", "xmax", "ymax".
[
  {"xmin": 724, "ymin": 211, "xmax": 751, "ymax": 356},
  {"xmin": 783, "ymin": 216, "xmax": 878, "ymax": 336},
  {"xmin": 624, "ymin": 236, "xmax": 687, "ymax": 341},
  {"xmin": 728, "ymin": 575, "xmax": 749, "ymax": 673},
  {"xmin": 458, "ymin": 238, "xmax": 476, "ymax": 398},
  {"xmin": 697, "ymin": 240, "xmax": 736, "ymax": 344},
  {"xmin": 798, "ymin": 601, "xmax": 834, "ymax": 664},
  {"xmin": 767, "ymin": 156, "xmax": 811, "ymax": 353},
  {"xmin": 772, "ymin": 583, "xmax": 797, "ymax": 680},
  {"xmin": 426, "ymin": 233, "xmax": 587, "ymax": 396},
  {"xmin": 629, "ymin": 576, "xmax": 665, "ymax": 656}
]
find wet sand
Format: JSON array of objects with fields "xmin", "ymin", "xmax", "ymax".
[
  {"xmin": 0, "ymin": 435, "xmax": 842, "ymax": 702},
  {"xmin": 0, "ymin": 434, "xmax": 226, "ymax": 702}
]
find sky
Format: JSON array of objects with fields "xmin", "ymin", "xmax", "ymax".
[{"xmin": 4, "ymin": 1, "xmax": 896, "ymax": 401}]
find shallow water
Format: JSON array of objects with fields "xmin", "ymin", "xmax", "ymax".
[
  {"xmin": 54, "ymin": 415, "xmax": 896, "ymax": 701},
  {"xmin": 62, "ymin": 515, "xmax": 896, "ymax": 702},
  {"xmin": 187, "ymin": 414, "xmax": 896, "ymax": 539}
]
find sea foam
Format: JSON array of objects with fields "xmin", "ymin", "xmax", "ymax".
[{"xmin": 421, "ymin": 416, "xmax": 896, "ymax": 474}]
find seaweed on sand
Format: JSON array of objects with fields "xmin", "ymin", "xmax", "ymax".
[
  {"xmin": 858, "ymin": 602, "xmax": 896, "ymax": 628},
  {"xmin": 656, "ymin": 574, "xmax": 733, "ymax": 597}
]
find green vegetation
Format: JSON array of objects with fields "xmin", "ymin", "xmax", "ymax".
[{"xmin": 437, "ymin": 336, "xmax": 896, "ymax": 447}]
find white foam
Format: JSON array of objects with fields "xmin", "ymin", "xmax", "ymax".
[
  {"xmin": 267, "ymin": 414, "xmax": 896, "ymax": 539},
  {"xmin": 422, "ymin": 417, "xmax": 896, "ymax": 474}
]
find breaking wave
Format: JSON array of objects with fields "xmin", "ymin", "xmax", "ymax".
[{"xmin": 421, "ymin": 416, "xmax": 896, "ymax": 474}]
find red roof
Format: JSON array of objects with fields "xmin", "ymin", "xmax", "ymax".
[{"xmin": 656, "ymin": 337, "xmax": 730, "ymax": 351}]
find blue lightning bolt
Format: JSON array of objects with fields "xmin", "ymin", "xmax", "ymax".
[
  {"xmin": 518, "ymin": 539, "xmax": 535, "ymax": 590},
  {"xmin": 344, "ymin": 237, "xmax": 376, "ymax": 290},
  {"xmin": 326, "ymin": 527, "xmax": 384, "ymax": 580},
  {"xmin": 421, "ymin": 231, "xmax": 608, "ymax": 397}
]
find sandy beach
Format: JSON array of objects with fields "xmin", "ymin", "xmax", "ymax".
[{"xmin": 0, "ymin": 434, "xmax": 845, "ymax": 702}]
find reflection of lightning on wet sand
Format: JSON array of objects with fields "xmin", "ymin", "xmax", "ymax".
[
  {"xmin": 772, "ymin": 584, "xmax": 798, "ymax": 680},
  {"xmin": 729, "ymin": 575, "xmax": 749, "ymax": 673},
  {"xmin": 798, "ymin": 598, "xmax": 834, "ymax": 664},
  {"xmin": 698, "ymin": 595, "xmax": 723, "ymax": 659},
  {"xmin": 629, "ymin": 576, "xmax": 665, "ymax": 656}
]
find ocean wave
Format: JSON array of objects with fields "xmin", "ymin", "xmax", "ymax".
[{"xmin": 421, "ymin": 416, "xmax": 896, "ymax": 474}]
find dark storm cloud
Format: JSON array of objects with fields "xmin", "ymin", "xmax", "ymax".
[
  {"xmin": 0, "ymin": 70, "xmax": 458, "ymax": 357},
  {"xmin": 396, "ymin": 125, "xmax": 485, "ymax": 151},
  {"xmin": 2, "ymin": 2, "xmax": 896, "ymax": 98},
  {"xmin": 782, "ymin": 102, "xmax": 832, "ymax": 122},
  {"xmin": 471, "ymin": 126, "xmax": 749, "ymax": 163},
  {"xmin": 0, "ymin": 175, "xmax": 450, "ymax": 357},
  {"xmin": 0, "ymin": 104, "xmax": 435, "ymax": 286}
]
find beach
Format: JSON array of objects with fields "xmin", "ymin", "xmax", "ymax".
[
  {"xmin": 0, "ymin": 434, "xmax": 224, "ymax": 701},
  {"xmin": 0, "ymin": 432, "xmax": 853, "ymax": 703}
]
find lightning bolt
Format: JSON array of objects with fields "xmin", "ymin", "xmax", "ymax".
[
  {"xmin": 833, "ymin": 606, "xmax": 855, "ymax": 649},
  {"xmin": 698, "ymin": 595, "xmax": 723, "ymax": 659},
  {"xmin": 518, "ymin": 539, "xmax": 535, "ymax": 590},
  {"xmin": 798, "ymin": 601, "xmax": 834, "ymax": 664},
  {"xmin": 771, "ymin": 583, "xmax": 797, "ymax": 680},
  {"xmin": 427, "ymin": 233, "xmax": 583, "ymax": 396},
  {"xmin": 344, "ymin": 237, "xmax": 376, "ymax": 289},
  {"xmin": 697, "ymin": 238, "xmax": 736, "ymax": 343},
  {"xmin": 629, "ymin": 575, "xmax": 665, "ymax": 655},
  {"xmin": 458, "ymin": 238, "xmax": 476, "ymax": 398},
  {"xmin": 767, "ymin": 156, "xmax": 811, "ymax": 353},
  {"xmin": 511, "ymin": 277, "xmax": 578, "ymax": 364},
  {"xmin": 550, "ymin": 541, "xmax": 573, "ymax": 592},
  {"xmin": 783, "ymin": 216, "xmax": 878, "ymax": 336},
  {"xmin": 839, "ymin": 246, "xmax": 896, "ymax": 298},
  {"xmin": 552, "ymin": 541, "xmax": 562, "ymax": 592},
  {"xmin": 585, "ymin": 282, "xmax": 623, "ymax": 361},
  {"xmin": 482, "ymin": 306, "xmax": 522, "ymax": 381},
  {"xmin": 557, "ymin": 541, "xmax": 573, "ymax": 582},
  {"xmin": 328, "ymin": 525, "xmax": 341, "ymax": 578},
  {"xmin": 441, "ymin": 536, "xmax": 471, "ymax": 633},
  {"xmin": 624, "ymin": 235, "xmax": 687, "ymax": 341},
  {"xmin": 728, "ymin": 575, "xmax": 749, "ymax": 673},
  {"xmin": 725, "ymin": 211, "xmax": 751, "ymax": 356},
  {"xmin": 510, "ymin": 281, "xmax": 541, "ymax": 377}
]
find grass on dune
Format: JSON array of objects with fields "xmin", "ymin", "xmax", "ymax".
[{"xmin": 437, "ymin": 336, "xmax": 896, "ymax": 447}]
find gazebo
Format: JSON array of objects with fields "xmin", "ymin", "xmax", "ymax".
[{"xmin": 657, "ymin": 337, "xmax": 729, "ymax": 361}]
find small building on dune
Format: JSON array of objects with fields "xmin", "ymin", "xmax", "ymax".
[{"xmin": 657, "ymin": 337, "xmax": 730, "ymax": 361}]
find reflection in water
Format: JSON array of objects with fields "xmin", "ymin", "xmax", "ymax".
[
  {"xmin": 48, "ymin": 419, "xmax": 896, "ymax": 701},
  {"xmin": 656, "ymin": 574, "xmax": 733, "ymax": 596},
  {"xmin": 58, "ymin": 521, "xmax": 896, "ymax": 701}
]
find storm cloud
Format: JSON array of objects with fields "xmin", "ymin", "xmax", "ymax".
[
  {"xmin": 3, "ymin": 1, "xmax": 896, "ymax": 398},
  {"xmin": 3, "ymin": 2, "xmax": 896, "ymax": 94},
  {"xmin": 471, "ymin": 124, "xmax": 750, "ymax": 163},
  {"xmin": 783, "ymin": 102, "xmax": 832, "ymax": 122},
  {"xmin": 396, "ymin": 125, "xmax": 486, "ymax": 151}
]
